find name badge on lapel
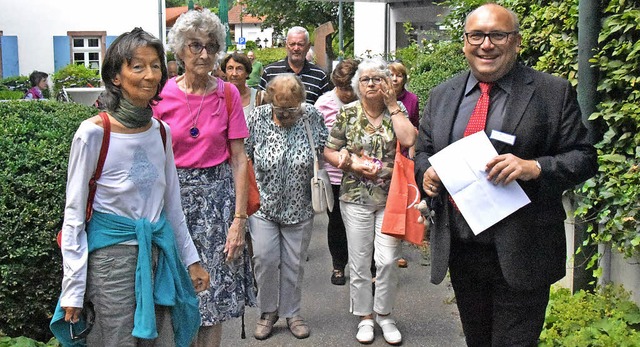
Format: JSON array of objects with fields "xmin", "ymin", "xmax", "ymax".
[{"xmin": 490, "ymin": 130, "xmax": 516, "ymax": 146}]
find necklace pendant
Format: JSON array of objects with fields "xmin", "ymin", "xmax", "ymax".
[{"xmin": 190, "ymin": 127, "xmax": 200, "ymax": 138}]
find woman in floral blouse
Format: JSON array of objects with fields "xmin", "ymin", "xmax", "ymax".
[
  {"xmin": 324, "ymin": 58, "xmax": 415, "ymax": 345},
  {"xmin": 244, "ymin": 73, "xmax": 328, "ymax": 341}
]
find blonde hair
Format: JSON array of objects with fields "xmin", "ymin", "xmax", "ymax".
[{"xmin": 264, "ymin": 74, "xmax": 306, "ymax": 105}]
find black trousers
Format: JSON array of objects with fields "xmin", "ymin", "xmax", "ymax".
[
  {"xmin": 449, "ymin": 241, "xmax": 549, "ymax": 347},
  {"xmin": 327, "ymin": 184, "xmax": 348, "ymax": 271}
]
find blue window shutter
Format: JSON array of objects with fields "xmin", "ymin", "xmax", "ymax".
[
  {"xmin": 106, "ymin": 36, "xmax": 117, "ymax": 49},
  {"xmin": 1, "ymin": 36, "xmax": 19, "ymax": 77},
  {"xmin": 53, "ymin": 36, "xmax": 70, "ymax": 72}
]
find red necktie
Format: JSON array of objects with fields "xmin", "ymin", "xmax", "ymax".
[
  {"xmin": 450, "ymin": 82, "xmax": 494, "ymax": 211},
  {"xmin": 464, "ymin": 82, "xmax": 493, "ymax": 137}
]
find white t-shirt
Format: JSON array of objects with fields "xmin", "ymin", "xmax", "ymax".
[{"xmin": 60, "ymin": 118, "xmax": 199, "ymax": 308}]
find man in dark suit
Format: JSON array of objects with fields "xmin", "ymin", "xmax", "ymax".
[{"xmin": 414, "ymin": 4, "xmax": 597, "ymax": 346}]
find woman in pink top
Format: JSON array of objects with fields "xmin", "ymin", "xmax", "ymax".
[
  {"xmin": 313, "ymin": 59, "xmax": 359, "ymax": 286},
  {"xmin": 152, "ymin": 9, "xmax": 256, "ymax": 347}
]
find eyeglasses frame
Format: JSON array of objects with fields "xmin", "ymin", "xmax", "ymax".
[{"xmin": 463, "ymin": 31, "xmax": 519, "ymax": 46}]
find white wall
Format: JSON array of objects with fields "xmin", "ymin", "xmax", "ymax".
[
  {"xmin": 354, "ymin": 2, "xmax": 387, "ymax": 58},
  {"xmin": 0, "ymin": 0, "xmax": 165, "ymax": 76},
  {"xmin": 232, "ymin": 24, "xmax": 274, "ymax": 48}
]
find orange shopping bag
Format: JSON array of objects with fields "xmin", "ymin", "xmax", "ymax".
[{"xmin": 381, "ymin": 141, "xmax": 424, "ymax": 245}]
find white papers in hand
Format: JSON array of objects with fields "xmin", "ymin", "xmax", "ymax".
[{"xmin": 428, "ymin": 131, "xmax": 530, "ymax": 235}]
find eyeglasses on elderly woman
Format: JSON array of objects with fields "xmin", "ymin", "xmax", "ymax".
[
  {"xmin": 273, "ymin": 105, "xmax": 303, "ymax": 119},
  {"xmin": 188, "ymin": 42, "xmax": 220, "ymax": 55},
  {"xmin": 359, "ymin": 77, "xmax": 384, "ymax": 86}
]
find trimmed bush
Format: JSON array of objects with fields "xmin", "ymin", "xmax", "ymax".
[
  {"xmin": 540, "ymin": 285, "xmax": 640, "ymax": 346},
  {"xmin": 0, "ymin": 100, "xmax": 96, "ymax": 340}
]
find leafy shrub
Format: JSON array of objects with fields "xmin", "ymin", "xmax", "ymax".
[
  {"xmin": 0, "ymin": 76, "xmax": 29, "ymax": 92},
  {"xmin": 51, "ymin": 64, "xmax": 101, "ymax": 94},
  {"xmin": 0, "ymin": 91, "xmax": 25, "ymax": 100},
  {"xmin": 0, "ymin": 335, "xmax": 60, "ymax": 347},
  {"xmin": 540, "ymin": 285, "xmax": 640, "ymax": 346},
  {"xmin": 0, "ymin": 100, "xmax": 96, "ymax": 340},
  {"xmin": 253, "ymin": 47, "xmax": 286, "ymax": 66}
]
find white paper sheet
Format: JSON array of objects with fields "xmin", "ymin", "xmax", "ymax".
[{"xmin": 428, "ymin": 132, "xmax": 530, "ymax": 234}]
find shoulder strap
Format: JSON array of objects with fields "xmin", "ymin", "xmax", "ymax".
[
  {"xmin": 223, "ymin": 82, "xmax": 233, "ymax": 115},
  {"xmin": 302, "ymin": 119, "xmax": 319, "ymax": 179},
  {"xmin": 158, "ymin": 119, "xmax": 167, "ymax": 152},
  {"xmin": 86, "ymin": 112, "xmax": 111, "ymax": 221}
]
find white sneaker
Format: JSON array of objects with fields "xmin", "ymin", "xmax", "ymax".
[
  {"xmin": 356, "ymin": 319, "xmax": 375, "ymax": 344},
  {"xmin": 376, "ymin": 315, "xmax": 402, "ymax": 345}
]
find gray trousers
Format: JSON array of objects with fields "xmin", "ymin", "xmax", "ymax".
[
  {"xmin": 86, "ymin": 244, "xmax": 174, "ymax": 347},
  {"xmin": 248, "ymin": 215, "xmax": 313, "ymax": 318}
]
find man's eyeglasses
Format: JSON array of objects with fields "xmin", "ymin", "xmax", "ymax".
[
  {"xmin": 70, "ymin": 302, "xmax": 95, "ymax": 340},
  {"xmin": 359, "ymin": 77, "xmax": 383, "ymax": 86},
  {"xmin": 188, "ymin": 42, "xmax": 220, "ymax": 55},
  {"xmin": 273, "ymin": 106, "xmax": 303, "ymax": 119},
  {"xmin": 464, "ymin": 31, "xmax": 518, "ymax": 46}
]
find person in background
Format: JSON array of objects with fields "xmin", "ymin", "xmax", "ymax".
[
  {"xmin": 245, "ymin": 74, "xmax": 328, "ymax": 341},
  {"xmin": 52, "ymin": 27, "xmax": 209, "ymax": 346},
  {"xmin": 152, "ymin": 9, "xmax": 256, "ymax": 347},
  {"xmin": 259, "ymin": 26, "xmax": 330, "ymax": 104},
  {"xmin": 246, "ymin": 50, "xmax": 263, "ymax": 88},
  {"xmin": 414, "ymin": 4, "xmax": 597, "ymax": 346},
  {"xmin": 324, "ymin": 58, "xmax": 416, "ymax": 345},
  {"xmin": 222, "ymin": 52, "xmax": 264, "ymax": 118},
  {"xmin": 388, "ymin": 60, "xmax": 421, "ymax": 268},
  {"xmin": 313, "ymin": 58, "xmax": 359, "ymax": 286},
  {"xmin": 168, "ymin": 60, "xmax": 179, "ymax": 78},
  {"xmin": 388, "ymin": 61, "xmax": 419, "ymax": 128},
  {"xmin": 24, "ymin": 71, "xmax": 48, "ymax": 100}
]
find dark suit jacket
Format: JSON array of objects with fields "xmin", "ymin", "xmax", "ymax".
[{"xmin": 414, "ymin": 64, "xmax": 597, "ymax": 290}]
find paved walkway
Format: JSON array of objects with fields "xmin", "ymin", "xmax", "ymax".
[{"xmin": 221, "ymin": 213, "xmax": 466, "ymax": 346}]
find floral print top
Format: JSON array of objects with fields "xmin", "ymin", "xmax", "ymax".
[
  {"xmin": 245, "ymin": 103, "xmax": 328, "ymax": 224},
  {"xmin": 326, "ymin": 100, "xmax": 407, "ymax": 207}
]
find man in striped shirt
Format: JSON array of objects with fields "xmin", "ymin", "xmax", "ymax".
[{"xmin": 259, "ymin": 26, "xmax": 331, "ymax": 104}]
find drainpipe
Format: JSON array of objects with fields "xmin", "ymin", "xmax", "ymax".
[
  {"xmin": 158, "ymin": 0, "xmax": 164, "ymax": 44},
  {"xmin": 573, "ymin": 0, "xmax": 601, "ymax": 293}
]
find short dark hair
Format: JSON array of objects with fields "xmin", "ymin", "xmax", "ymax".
[
  {"xmin": 100, "ymin": 27, "xmax": 167, "ymax": 112},
  {"xmin": 221, "ymin": 52, "xmax": 252, "ymax": 75},
  {"xmin": 28, "ymin": 71, "xmax": 48, "ymax": 87}
]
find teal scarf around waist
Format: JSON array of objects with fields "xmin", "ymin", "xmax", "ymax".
[{"xmin": 50, "ymin": 211, "xmax": 200, "ymax": 346}]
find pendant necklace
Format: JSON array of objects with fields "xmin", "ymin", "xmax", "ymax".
[
  {"xmin": 184, "ymin": 79, "xmax": 208, "ymax": 138},
  {"xmin": 363, "ymin": 104, "xmax": 383, "ymax": 131}
]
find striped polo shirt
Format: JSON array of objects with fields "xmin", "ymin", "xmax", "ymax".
[{"xmin": 259, "ymin": 58, "xmax": 331, "ymax": 104}]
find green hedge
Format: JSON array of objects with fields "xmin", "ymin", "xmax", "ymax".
[
  {"xmin": 0, "ymin": 100, "xmax": 96, "ymax": 340},
  {"xmin": 540, "ymin": 285, "xmax": 640, "ymax": 346}
]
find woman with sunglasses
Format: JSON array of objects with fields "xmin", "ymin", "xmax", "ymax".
[
  {"xmin": 244, "ymin": 74, "xmax": 328, "ymax": 341},
  {"xmin": 152, "ymin": 9, "xmax": 256, "ymax": 347},
  {"xmin": 324, "ymin": 58, "xmax": 415, "ymax": 345}
]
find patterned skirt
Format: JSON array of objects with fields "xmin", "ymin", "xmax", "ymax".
[{"xmin": 177, "ymin": 162, "xmax": 257, "ymax": 326}]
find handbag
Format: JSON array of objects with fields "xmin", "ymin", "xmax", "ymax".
[
  {"xmin": 223, "ymin": 82, "xmax": 260, "ymax": 215},
  {"xmin": 381, "ymin": 140, "xmax": 425, "ymax": 245},
  {"xmin": 303, "ymin": 119, "xmax": 334, "ymax": 213},
  {"xmin": 57, "ymin": 113, "xmax": 167, "ymax": 247}
]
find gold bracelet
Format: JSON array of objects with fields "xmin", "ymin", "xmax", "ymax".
[{"xmin": 234, "ymin": 213, "xmax": 248, "ymax": 219}]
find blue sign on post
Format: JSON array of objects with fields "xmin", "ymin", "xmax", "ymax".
[{"xmin": 238, "ymin": 37, "xmax": 246, "ymax": 45}]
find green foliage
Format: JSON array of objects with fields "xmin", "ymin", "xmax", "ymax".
[
  {"xmin": 0, "ymin": 335, "xmax": 60, "ymax": 347},
  {"xmin": 399, "ymin": 41, "xmax": 467, "ymax": 110},
  {"xmin": 575, "ymin": 0, "xmax": 640, "ymax": 260},
  {"xmin": 0, "ymin": 76, "xmax": 30, "ymax": 92},
  {"xmin": 539, "ymin": 285, "xmax": 640, "ymax": 346},
  {"xmin": 0, "ymin": 91, "xmax": 25, "ymax": 100},
  {"xmin": 242, "ymin": 0, "xmax": 354, "ymax": 60},
  {"xmin": 0, "ymin": 100, "xmax": 96, "ymax": 340},
  {"xmin": 51, "ymin": 64, "xmax": 101, "ymax": 94},
  {"xmin": 253, "ymin": 47, "xmax": 286, "ymax": 66}
]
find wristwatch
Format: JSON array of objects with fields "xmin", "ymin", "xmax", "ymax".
[{"xmin": 535, "ymin": 160, "xmax": 542, "ymax": 174}]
